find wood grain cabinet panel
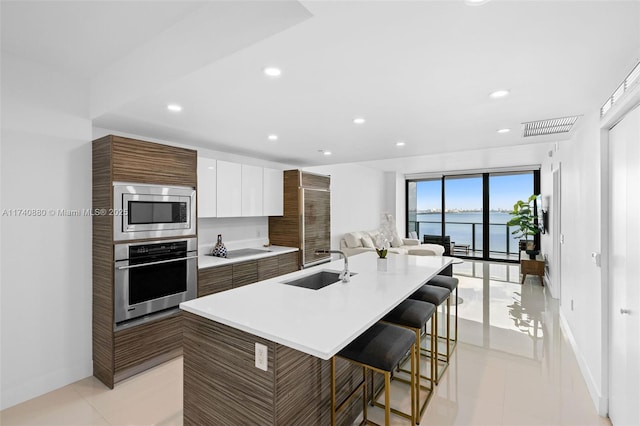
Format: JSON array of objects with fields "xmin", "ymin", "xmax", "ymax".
[
  {"xmin": 109, "ymin": 136, "xmax": 197, "ymax": 187},
  {"xmin": 258, "ymin": 257, "xmax": 279, "ymax": 281},
  {"xmin": 92, "ymin": 135, "xmax": 196, "ymax": 388},
  {"xmin": 198, "ymin": 265, "xmax": 233, "ymax": 297},
  {"xmin": 232, "ymin": 260, "xmax": 258, "ymax": 288},
  {"xmin": 113, "ymin": 312, "xmax": 183, "ymax": 376},
  {"xmin": 278, "ymin": 252, "xmax": 299, "ymax": 275}
]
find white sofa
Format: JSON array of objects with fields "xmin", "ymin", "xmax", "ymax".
[{"xmin": 339, "ymin": 230, "xmax": 445, "ymax": 257}]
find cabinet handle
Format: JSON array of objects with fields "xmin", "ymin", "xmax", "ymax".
[
  {"xmin": 117, "ymin": 255, "xmax": 198, "ymax": 270},
  {"xmin": 620, "ymin": 308, "xmax": 631, "ymax": 315}
]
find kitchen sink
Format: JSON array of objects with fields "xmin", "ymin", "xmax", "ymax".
[{"xmin": 281, "ymin": 270, "xmax": 357, "ymax": 290}]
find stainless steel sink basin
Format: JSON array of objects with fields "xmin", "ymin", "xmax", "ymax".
[{"xmin": 281, "ymin": 270, "xmax": 357, "ymax": 290}]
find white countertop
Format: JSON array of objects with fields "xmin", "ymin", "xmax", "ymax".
[
  {"xmin": 181, "ymin": 252, "xmax": 454, "ymax": 359},
  {"xmin": 198, "ymin": 245, "xmax": 299, "ymax": 269}
]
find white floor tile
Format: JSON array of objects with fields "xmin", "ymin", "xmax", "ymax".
[{"xmin": 0, "ymin": 260, "xmax": 611, "ymax": 426}]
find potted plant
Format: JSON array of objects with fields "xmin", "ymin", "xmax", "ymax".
[{"xmin": 507, "ymin": 194, "xmax": 541, "ymax": 257}]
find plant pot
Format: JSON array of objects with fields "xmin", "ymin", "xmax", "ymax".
[
  {"xmin": 526, "ymin": 249, "xmax": 539, "ymax": 260},
  {"xmin": 377, "ymin": 257, "xmax": 387, "ymax": 272}
]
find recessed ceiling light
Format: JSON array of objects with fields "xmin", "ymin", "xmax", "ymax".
[
  {"xmin": 465, "ymin": 0, "xmax": 490, "ymax": 6},
  {"xmin": 323, "ymin": 151, "xmax": 332, "ymax": 156},
  {"xmin": 497, "ymin": 128, "xmax": 511, "ymax": 134},
  {"xmin": 268, "ymin": 134, "xmax": 278, "ymax": 141},
  {"xmin": 263, "ymin": 67, "xmax": 282, "ymax": 77},
  {"xmin": 489, "ymin": 89, "xmax": 510, "ymax": 99},
  {"xmin": 396, "ymin": 141, "xmax": 406, "ymax": 147},
  {"xmin": 167, "ymin": 104, "xmax": 182, "ymax": 112},
  {"xmin": 353, "ymin": 117, "xmax": 366, "ymax": 124}
]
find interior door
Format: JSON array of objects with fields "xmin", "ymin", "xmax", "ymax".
[{"xmin": 608, "ymin": 106, "xmax": 640, "ymax": 426}]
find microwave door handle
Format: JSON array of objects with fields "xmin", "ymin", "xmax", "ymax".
[{"xmin": 117, "ymin": 255, "xmax": 198, "ymax": 270}]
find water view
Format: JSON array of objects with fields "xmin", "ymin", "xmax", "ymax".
[
  {"xmin": 408, "ymin": 172, "xmax": 536, "ymax": 258},
  {"xmin": 414, "ymin": 211, "xmax": 521, "ymax": 255}
]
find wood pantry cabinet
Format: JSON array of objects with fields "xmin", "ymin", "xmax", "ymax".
[
  {"xmin": 198, "ymin": 252, "xmax": 300, "ymax": 298},
  {"xmin": 269, "ymin": 170, "xmax": 331, "ymax": 269},
  {"xmin": 92, "ymin": 135, "xmax": 197, "ymax": 389}
]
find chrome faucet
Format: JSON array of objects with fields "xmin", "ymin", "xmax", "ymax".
[{"xmin": 315, "ymin": 249, "xmax": 350, "ymax": 282}]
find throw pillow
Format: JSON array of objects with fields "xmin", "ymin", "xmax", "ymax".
[
  {"xmin": 390, "ymin": 234, "xmax": 404, "ymax": 248},
  {"xmin": 361, "ymin": 235, "xmax": 375, "ymax": 248},
  {"xmin": 344, "ymin": 232, "xmax": 363, "ymax": 248}
]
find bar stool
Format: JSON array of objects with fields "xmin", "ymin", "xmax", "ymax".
[
  {"xmin": 408, "ymin": 285, "xmax": 451, "ymax": 383},
  {"xmin": 331, "ymin": 322, "xmax": 416, "ymax": 426},
  {"xmin": 380, "ymin": 299, "xmax": 436, "ymax": 423},
  {"xmin": 427, "ymin": 275, "xmax": 459, "ymax": 354}
]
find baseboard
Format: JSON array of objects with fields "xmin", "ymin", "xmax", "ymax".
[
  {"xmin": 0, "ymin": 363, "xmax": 92, "ymax": 411},
  {"xmin": 559, "ymin": 311, "xmax": 608, "ymax": 417}
]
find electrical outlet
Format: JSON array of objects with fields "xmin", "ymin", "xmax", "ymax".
[{"xmin": 255, "ymin": 343, "xmax": 267, "ymax": 371}]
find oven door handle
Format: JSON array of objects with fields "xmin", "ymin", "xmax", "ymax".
[{"xmin": 117, "ymin": 255, "xmax": 198, "ymax": 270}]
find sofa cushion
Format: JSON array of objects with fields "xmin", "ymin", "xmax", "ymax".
[
  {"xmin": 390, "ymin": 234, "xmax": 404, "ymax": 248},
  {"xmin": 344, "ymin": 232, "xmax": 364, "ymax": 248},
  {"xmin": 361, "ymin": 235, "xmax": 375, "ymax": 248}
]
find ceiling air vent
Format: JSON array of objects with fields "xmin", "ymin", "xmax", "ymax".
[
  {"xmin": 521, "ymin": 115, "xmax": 580, "ymax": 137},
  {"xmin": 601, "ymin": 60, "xmax": 640, "ymax": 118}
]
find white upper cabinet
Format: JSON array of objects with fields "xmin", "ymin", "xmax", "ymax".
[
  {"xmin": 197, "ymin": 157, "xmax": 217, "ymax": 218},
  {"xmin": 216, "ymin": 160, "xmax": 242, "ymax": 217},
  {"xmin": 263, "ymin": 168, "xmax": 284, "ymax": 216},
  {"xmin": 241, "ymin": 164, "xmax": 263, "ymax": 216}
]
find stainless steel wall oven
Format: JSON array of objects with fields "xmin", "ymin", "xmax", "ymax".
[{"xmin": 114, "ymin": 237, "xmax": 197, "ymax": 327}]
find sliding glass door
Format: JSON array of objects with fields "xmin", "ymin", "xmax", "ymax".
[
  {"xmin": 489, "ymin": 172, "xmax": 535, "ymax": 260},
  {"xmin": 406, "ymin": 169, "xmax": 539, "ymax": 262},
  {"xmin": 444, "ymin": 175, "xmax": 483, "ymax": 257}
]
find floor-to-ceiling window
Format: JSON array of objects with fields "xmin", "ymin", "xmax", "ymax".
[{"xmin": 406, "ymin": 169, "xmax": 539, "ymax": 262}]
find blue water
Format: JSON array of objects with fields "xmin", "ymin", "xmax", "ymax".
[{"xmin": 412, "ymin": 212, "xmax": 521, "ymax": 254}]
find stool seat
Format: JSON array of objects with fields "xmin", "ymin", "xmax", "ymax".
[
  {"xmin": 338, "ymin": 323, "xmax": 415, "ymax": 372},
  {"xmin": 382, "ymin": 299, "xmax": 436, "ymax": 330},
  {"xmin": 410, "ymin": 285, "xmax": 450, "ymax": 305},
  {"xmin": 428, "ymin": 275, "xmax": 458, "ymax": 292}
]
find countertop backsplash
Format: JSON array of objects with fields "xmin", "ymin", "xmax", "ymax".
[{"xmin": 198, "ymin": 216, "xmax": 270, "ymax": 255}]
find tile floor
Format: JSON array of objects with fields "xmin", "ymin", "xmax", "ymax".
[{"xmin": 1, "ymin": 261, "xmax": 611, "ymax": 426}]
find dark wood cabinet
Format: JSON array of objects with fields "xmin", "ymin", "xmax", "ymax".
[
  {"xmin": 198, "ymin": 252, "xmax": 300, "ymax": 297},
  {"xmin": 92, "ymin": 135, "xmax": 197, "ymax": 389},
  {"xmin": 269, "ymin": 170, "xmax": 331, "ymax": 269},
  {"xmin": 232, "ymin": 260, "xmax": 258, "ymax": 288},
  {"xmin": 278, "ymin": 251, "xmax": 299, "ymax": 276},
  {"xmin": 258, "ymin": 257, "xmax": 279, "ymax": 281},
  {"xmin": 198, "ymin": 265, "xmax": 233, "ymax": 297}
]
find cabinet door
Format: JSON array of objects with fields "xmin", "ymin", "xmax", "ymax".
[
  {"xmin": 217, "ymin": 160, "xmax": 242, "ymax": 217},
  {"xmin": 263, "ymin": 168, "xmax": 284, "ymax": 216},
  {"xmin": 278, "ymin": 252, "xmax": 299, "ymax": 275},
  {"xmin": 302, "ymin": 188, "xmax": 331, "ymax": 266},
  {"xmin": 258, "ymin": 257, "xmax": 279, "ymax": 281},
  {"xmin": 197, "ymin": 157, "xmax": 217, "ymax": 218},
  {"xmin": 241, "ymin": 165, "xmax": 263, "ymax": 216},
  {"xmin": 232, "ymin": 260, "xmax": 258, "ymax": 288},
  {"xmin": 198, "ymin": 265, "xmax": 232, "ymax": 297}
]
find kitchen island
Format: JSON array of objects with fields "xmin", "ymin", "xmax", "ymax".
[{"xmin": 180, "ymin": 252, "xmax": 453, "ymax": 425}]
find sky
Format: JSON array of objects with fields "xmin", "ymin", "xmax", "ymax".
[{"xmin": 416, "ymin": 173, "xmax": 534, "ymax": 211}]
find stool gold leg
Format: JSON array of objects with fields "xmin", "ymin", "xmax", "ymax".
[
  {"xmin": 385, "ymin": 372, "xmax": 391, "ymax": 426},
  {"xmin": 362, "ymin": 366, "xmax": 368, "ymax": 424}
]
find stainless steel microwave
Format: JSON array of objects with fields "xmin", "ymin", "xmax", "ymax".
[{"xmin": 113, "ymin": 183, "xmax": 196, "ymax": 241}]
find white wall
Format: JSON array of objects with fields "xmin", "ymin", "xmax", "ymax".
[
  {"xmin": 1, "ymin": 53, "xmax": 92, "ymax": 410},
  {"xmin": 539, "ymin": 111, "xmax": 606, "ymax": 414},
  {"xmin": 303, "ymin": 163, "xmax": 386, "ymax": 250}
]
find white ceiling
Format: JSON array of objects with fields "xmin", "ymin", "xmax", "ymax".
[{"xmin": 2, "ymin": 1, "xmax": 639, "ymax": 169}]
